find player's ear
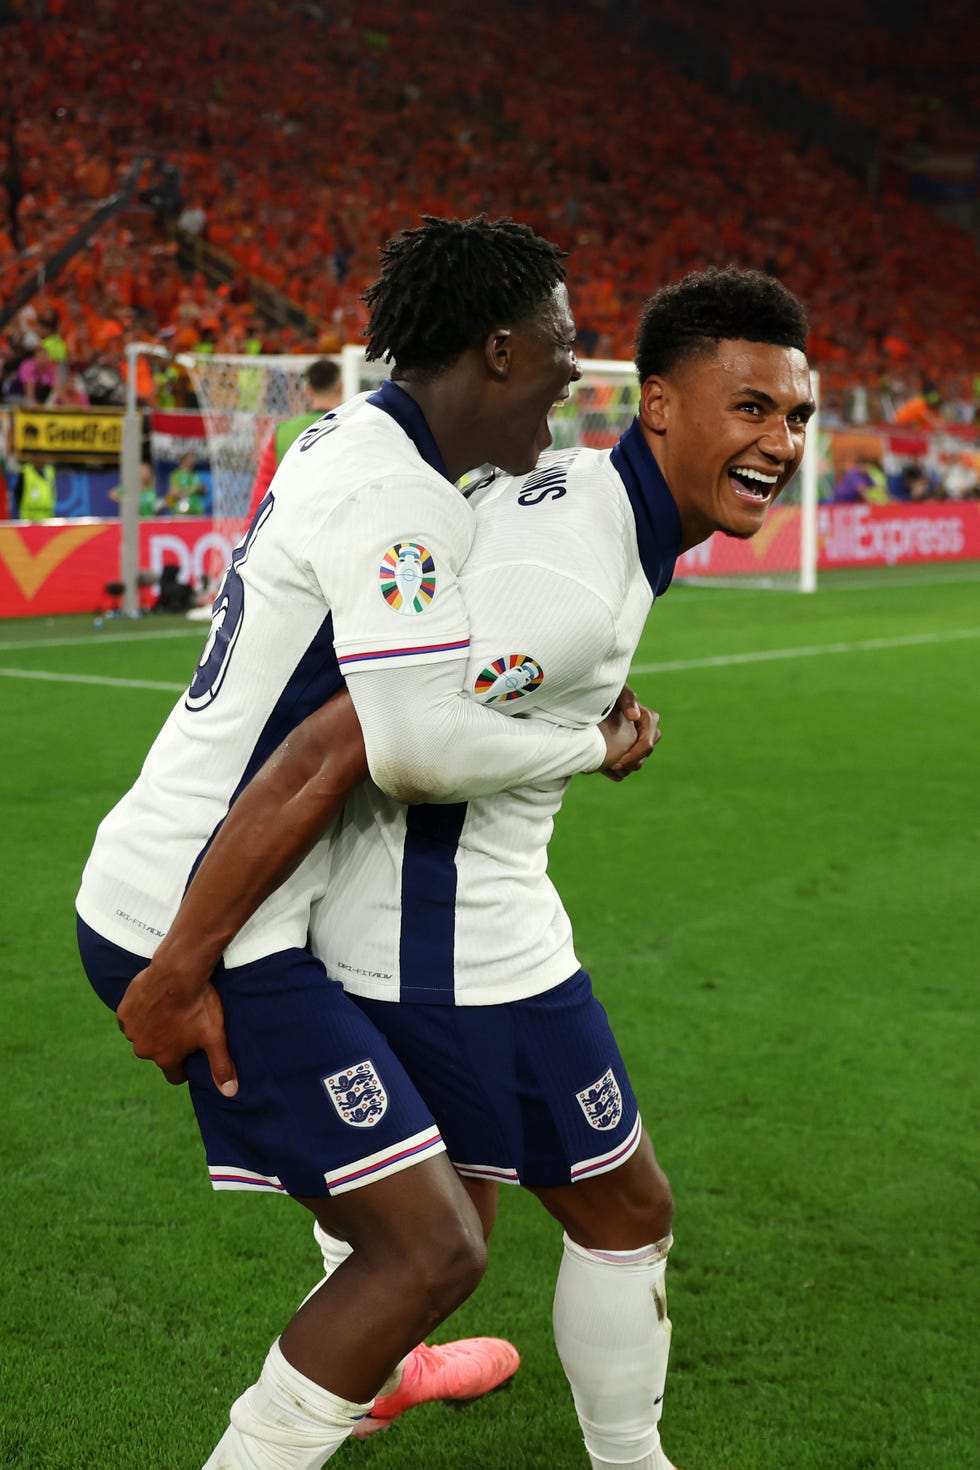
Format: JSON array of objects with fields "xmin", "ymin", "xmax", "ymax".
[
  {"xmin": 485, "ymin": 328, "xmax": 513, "ymax": 381},
  {"xmin": 640, "ymin": 376, "xmax": 668, "ymax": 433}
]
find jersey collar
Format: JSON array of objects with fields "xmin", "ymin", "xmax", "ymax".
[
  {"xmin": 367, "ymin": 380, "xmax": 451, "ymax": 481},
  {"xmin": 610, "ymin": 418, "xmax": 683, "ymax": 596}
]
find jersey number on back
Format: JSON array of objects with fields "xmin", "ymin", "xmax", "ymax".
[{"xmin": 185, "ymin": 495, "xmax": 273, "ymax": 710}]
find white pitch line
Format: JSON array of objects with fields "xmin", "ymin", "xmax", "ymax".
[
  {"xmin": 1, "ymin": 627, "xmax": 976, "ymax": 695},
  {"xmin": 0, "ymin": 627, "xmax": 203, "ymax": 653},
  {"xmin": 0, "ymin": 667, "xmax": 184, "ymax": 692},
  {"xmin": 631, "ymin": 627, "xmax": 980, "ymax": 676}
]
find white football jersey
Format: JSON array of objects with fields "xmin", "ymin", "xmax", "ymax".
[
  {"xmin": 311, "ymin": 420, "xmax": 683, "ymax": 1004},
  {"xmin": 75, "ymin": 383, "xmax": 601, "ymax": 963}
]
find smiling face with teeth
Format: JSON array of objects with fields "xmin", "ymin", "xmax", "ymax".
[{"xmin": 639, "ymin": 339, "xmax": 815, "ymax": 551}]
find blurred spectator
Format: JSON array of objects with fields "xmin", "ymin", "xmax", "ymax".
[
  {"xmin": 892, "ymin": 387, "xmax": 946, "ymax": 430},
  {"xmin": 48, "ymin": 361, "xmax": 91, "ymax": 406},
  {"xmin": 16, "ymin": 454, "xmax": 57, "ymax": 520},
  {"xmin": 832, "ymin": 454, "xmax": 891, "ymax": 504},
  {"xmin": 109, "ymin": 461, "xmax": 164, "ymax": 516},
  {"xmin": 80, "ymin": 351, "xmax": 125, "ymax": 406},
  {"xmin": 16, "ymin": 345, "xmax": 59, "ymax": 403},
  {"xmin": 940, "ymin": 455, "xmax": 979, "ymax": 500},
  {"xmin": 166, "ymin": 451, "xmax": 206, "ymax": 514},
  {"xmin": 177, "ymin": 199, "xmax": 208, "ymax": 238},
  {"xmin": 896, "ymin": 463, "xmax": 935, "ymax": 501},
  {"xmin": 38, "ymin": 307, "xmax": 68, "ymax": 364}
]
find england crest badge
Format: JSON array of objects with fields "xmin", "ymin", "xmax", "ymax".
[
  {"xmin": 575, "ymin": 1068, "xmax": 623, "ymax": 1131},
  {"xmin": 322, "ymin": 1059, "xmax": 389, "ymax": 1128}
]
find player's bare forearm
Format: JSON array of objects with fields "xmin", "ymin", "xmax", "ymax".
[{"xmin": 115, "ymin": 690, "xmax": 368, "ymax": 1090}]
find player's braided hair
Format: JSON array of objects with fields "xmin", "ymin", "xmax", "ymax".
[
  {"xmin": 363, "ymin": 215, "xmax": 568, "ymax": 376},
  {"xmin": 634, "ymin": 266, "xmax": 809, "ymax": 380}
]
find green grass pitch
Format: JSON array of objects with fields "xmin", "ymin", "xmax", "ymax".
[{"xmin": 1, "ymin": 565, "xmax": 977, "ymax": 1469}]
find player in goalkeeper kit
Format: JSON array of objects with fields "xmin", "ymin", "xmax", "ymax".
[
  {"xmin": 93, "ymin": 261, "xmax": 814, "ymax": 1469},
  {"xmin": 77, "ymin": 215, "xmax": 656, "ymax": 1469}
]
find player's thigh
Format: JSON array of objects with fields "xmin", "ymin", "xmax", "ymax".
[
  {"xmin": 293, "ymin": 1150, "xmax": 487, "ymax": 1269},
  {"xmin": 527, "ymin": 1129, "xmax": 674, "ymax": 1250}
]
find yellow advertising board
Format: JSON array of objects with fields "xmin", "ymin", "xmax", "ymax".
[{"xmin": 13, "ymin": 408, "xmax": 124, "ymax": 461}]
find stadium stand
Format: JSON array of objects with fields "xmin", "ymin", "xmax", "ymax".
[{"xmin": 1, "ymin": 0, "xmax": 978, "ymax": 430}]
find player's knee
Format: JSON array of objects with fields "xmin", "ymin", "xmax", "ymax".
[
  {"xmin": 563, "ymin": 1149, "xmax": 674, "ymax": 1251},
  {"xmin": 402, "ymin": 1211, "xmax": 488, "ymax": 1318},
  {"xmin": 607, "ymin": 1157, "xmax": 673, "ymax": 1242},
  {"xmin": 645, "ymin": 1164, "xmax": 675, "ymax": 1242}
]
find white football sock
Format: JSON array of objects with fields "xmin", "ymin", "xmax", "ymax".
[
  {"xmin": 553, "ymin": 1232, "xmax": 674, "ymax": 1470},
  {"xmin": 312, "ymin": 1221, "xmax": 353, "ymax": 1278},
  {"xmin": 202, "ymin": 1338, "xmax": 371, "ymax": 1469}
]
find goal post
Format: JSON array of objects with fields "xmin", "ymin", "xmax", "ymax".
[{"xmin": 117, "ymin": 345, "xmax": 820, "ymax": 605}]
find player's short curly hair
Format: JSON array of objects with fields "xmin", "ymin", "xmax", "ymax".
[
  {"xmin": 363, "ymin": 215, "xmax": 568, "ymax": 376},
  {"xmin": 634, "ymin": 266, "xmax": 809, "ymax": 381}
]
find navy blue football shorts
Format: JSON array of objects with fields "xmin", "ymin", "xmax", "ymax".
[
  {"xmin": 351, "ymin": 969, "xmax": 642, "ymax": 1189},
  {"xmin": 77, "ymin": 915, "xmax": 445, "ymax": 1197}
]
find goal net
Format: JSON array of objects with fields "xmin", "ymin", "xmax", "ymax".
[{"xmin": 175, "ymin": 348, "xmax": 818, "ymax": 590}]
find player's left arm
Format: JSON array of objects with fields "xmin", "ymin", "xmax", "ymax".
[{"xmin": 115, "ymin": 689, "xmax": 367, "ymax": 1093}]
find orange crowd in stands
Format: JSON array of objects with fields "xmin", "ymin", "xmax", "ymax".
[{"xmin": 1, "ymin": 0, "xmax": 978, "ymax": 424}]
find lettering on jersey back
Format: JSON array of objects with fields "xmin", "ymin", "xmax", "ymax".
[
  {"xmin": 186, "ymin": 494, "xmax": 273, "ymax": 710},
  {"xmin": 516, "ymin": 455, "xmax": 576, "ymax": 507},
  {"xmin": 298, "ymin": 413, "xmax": 340, "ymax": 452}
]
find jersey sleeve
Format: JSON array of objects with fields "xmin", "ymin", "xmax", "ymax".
[
  {"xmin": 306, "ymin": 471, "xmax": 476, "ymax": 674},
  {"xmin": 460, "ymin": 561, "xmax": 626, "ymax": 728},
  {"xmin": 346, "ymin": 658, "xmax": 605, "ymax": 804},
  {"xmin": 305, "ymin": 470, "xmax": 606, "ymax": 800}
]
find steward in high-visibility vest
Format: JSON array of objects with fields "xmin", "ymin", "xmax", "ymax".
[{"xmin": 20, "ymin": 461, "xmax": 57, "ymax": 521}]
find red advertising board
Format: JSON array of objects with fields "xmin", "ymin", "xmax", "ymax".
[
  {"xmin": 2, "ymin": 502, "xmax": 979, "ymax": 618},
  {"xmin": 674, "ymin": 501, "xmax": 980, "ymax": 580},
  {"xmin": 816, "ymin": 501, "xmax": 980, "ymax": 568},
  {"xmin": 0, "ymin": 519, "xmax": 236, "ymax": 618}
]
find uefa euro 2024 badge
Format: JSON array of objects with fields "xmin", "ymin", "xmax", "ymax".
[
  {"xmin": 474, "ymin": 654, "xmax": 545, "ymax": 704},
  {"xmin": 379, "ymin": 541, "xmax": 437, "ymax": 615}
]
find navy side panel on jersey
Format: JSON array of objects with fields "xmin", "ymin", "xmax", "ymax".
[
  {"xmin": 230, "ymin": 611, "xmax": 344, "ymax": 803},
  {"xmin": 399, "ymin": 803, "xmax": 468, "ymax": 1000},
  {"xmin": 185, "ymin": 611, "xmax": 345, "ymax": 888}
]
